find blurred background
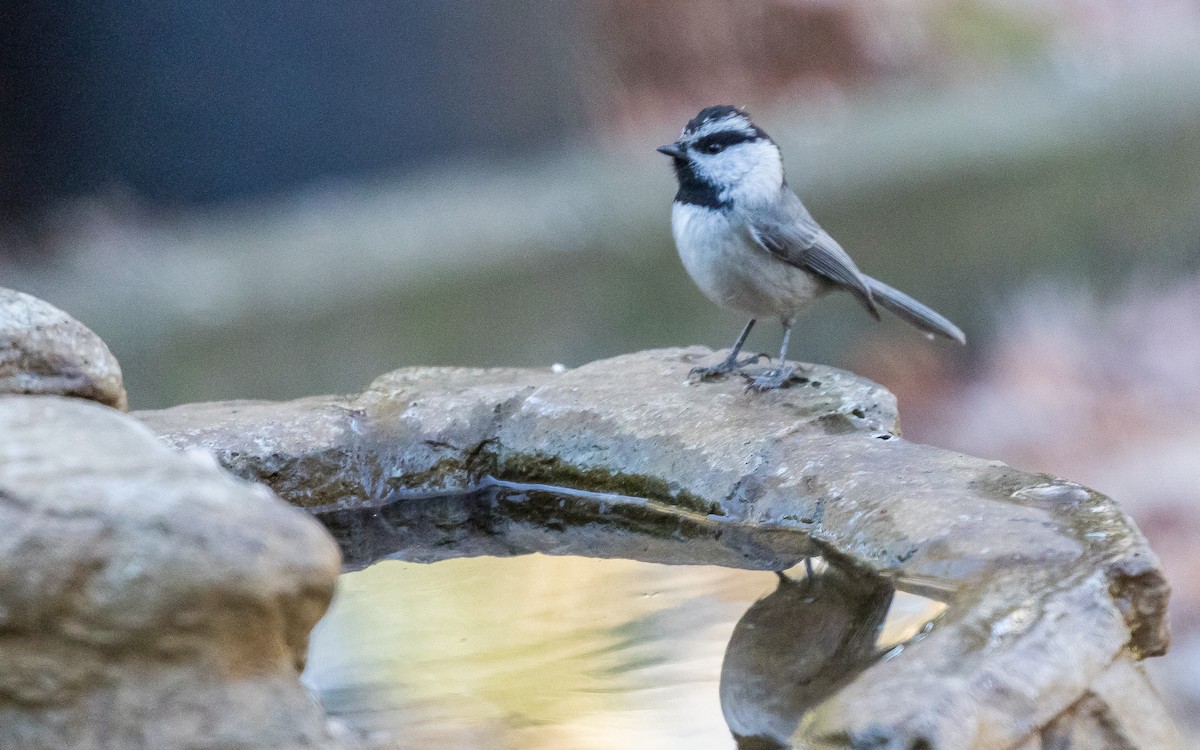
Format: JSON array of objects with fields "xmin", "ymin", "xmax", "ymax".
[{"xmin": 3, "ymin": 0, "xmax": 1199, "ymax": 746}]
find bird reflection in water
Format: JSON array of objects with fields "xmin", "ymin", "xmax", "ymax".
[{"xmin": 719, "ymin": 562, "xmax": 896, "ymax": 749}]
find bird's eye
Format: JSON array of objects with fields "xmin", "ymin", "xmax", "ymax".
[{"xmin": 702, "ymin": 142, "xmax": 723, "ymax": 154}]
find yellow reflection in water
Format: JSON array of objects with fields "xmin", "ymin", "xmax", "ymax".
[{"xmin": 304, "ymin": 555, "xmax": 944, "ymax": 750}]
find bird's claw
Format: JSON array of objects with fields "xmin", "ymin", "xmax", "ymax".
[
  {"xmin": 744, "ymin": 363, "xmax": 797, "ymax": 392},
  {"xmin": 688, "ymin": 353, "xmax": 770, "ymax": 381}
]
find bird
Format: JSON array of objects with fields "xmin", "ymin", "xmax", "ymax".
[{"xmin": 658, "ymin": 105, "xmax": 965, "ymax": 391}]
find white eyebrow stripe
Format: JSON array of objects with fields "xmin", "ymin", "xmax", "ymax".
[{"xmin": 686, "ymin": 115, "xmax": 755, "ymax": 140}]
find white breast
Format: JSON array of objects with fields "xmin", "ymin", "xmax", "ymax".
[{"xmin": 671, "ymin": 203, "xmax": 826, "ymax": 321}]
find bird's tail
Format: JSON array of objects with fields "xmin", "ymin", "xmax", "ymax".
[{"xmin": 864, "ymin": 276, "xmax": 966, "ymax": 344}]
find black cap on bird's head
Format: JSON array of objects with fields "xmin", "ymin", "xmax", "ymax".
[{"xmin": 657, "ymin": 105, "xmax": 772, "ymax": 161}]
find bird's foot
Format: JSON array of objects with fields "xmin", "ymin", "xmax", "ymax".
[
  {"xmin": 689, "ymin": 353, "xmax": 769, "ymax": 381},
  {"xmin": 744, "ymin": 362, "xmax": 797, "ymax": 392}
]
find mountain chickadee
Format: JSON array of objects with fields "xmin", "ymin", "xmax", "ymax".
[{"xmin": 658, "ymin": 105, "xmax": 965, "ymax": 391}]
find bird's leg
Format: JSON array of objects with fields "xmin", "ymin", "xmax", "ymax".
[
  {"xmin": 689, "ymin": 319, "xmax": 767, "ymax": 380},
  {"xmin": 746, "ymin": 321, "xmax": 798, "ymax": 391}
]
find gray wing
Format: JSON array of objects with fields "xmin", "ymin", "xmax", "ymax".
[{"xmin": 746, "ymin": 192, "xmax": 880, "ymax": 319}]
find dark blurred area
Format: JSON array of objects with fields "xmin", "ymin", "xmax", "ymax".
[
  {"xmin": 6, "ymin": 1, "xmax": 1196, "ymax": 230},
  {"xmin": 0, "ymin": 0, "xmax": 1059, "ymax": 231},
  {"xmin": 0, "ymin": 1, "xmax": 582, "ymax": 230}
]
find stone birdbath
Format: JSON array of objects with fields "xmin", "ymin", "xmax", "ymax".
[{"xmin": 0, "ymin": 289, "xmax": 1178, "ymax": 749}]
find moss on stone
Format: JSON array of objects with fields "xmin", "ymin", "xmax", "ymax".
[{"xmin": 495, "ymin": 451, "xmax": 725, "ymax": 517}]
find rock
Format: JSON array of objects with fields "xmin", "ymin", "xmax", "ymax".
[
  {"xmin": 0, "ymin": 395, "xmax": 346, "ymax": 750},
  {"xmin": 720, "ymin": 568, "xmax": 895, "ymax": 748},
  {"xmin": 0, "ymin": 288, "xmax": 127, "ymax": 410},
  {"xmin": 137, "ymin": 347, "xmax": 1177, "ymax": 749},
  {"xmin": 1038, "ymin": 657, "xmax": 1182, "ymax": 749}
]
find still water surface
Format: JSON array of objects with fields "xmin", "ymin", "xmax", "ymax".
[{"xmin": 305, "ymin": 555, "xmax": 945, "ymax": 749}]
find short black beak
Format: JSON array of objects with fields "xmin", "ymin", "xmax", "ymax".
[{"xmin": 656, "ymin": 142, "xmax": 686, "ymax": 159}]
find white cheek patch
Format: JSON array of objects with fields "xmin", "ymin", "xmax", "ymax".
[{"xmin": 692, "ymin": 140, "xmax": 783, "ymax": 206}]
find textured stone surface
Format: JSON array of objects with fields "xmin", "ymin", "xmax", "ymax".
[
  {"xmin": 720, "ymin": 568, "xmax": 895, "ymax": 748},
  {"xmin": 1037, "ymin": 657, "xmax": 1182, "ymax": 749},
  {"xmin": 0, "ymin": 288, "xmax": 127, "ymax": 410},
  {"xmin": 138, "ymin": 347, "xmax": 1177, "ymax": 749},
  {"xmin": 0, "ymin": 395, "xmax": 346, "ymax": 750}
]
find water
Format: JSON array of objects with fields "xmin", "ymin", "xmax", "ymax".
[{"xmin": 304, "ymin": 555, "xmax": 946, "ymax": 749}]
